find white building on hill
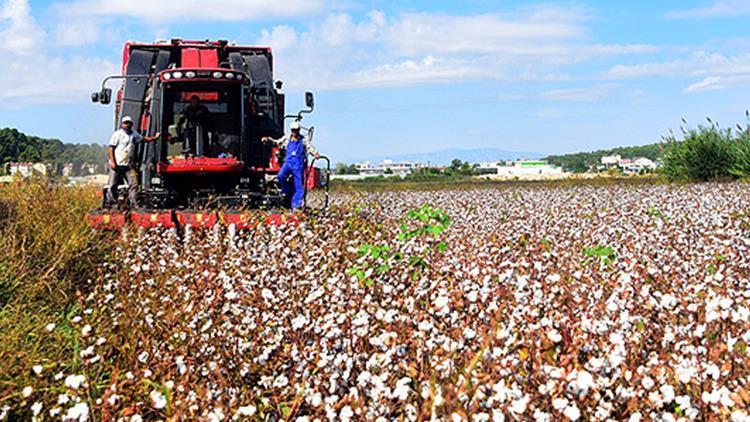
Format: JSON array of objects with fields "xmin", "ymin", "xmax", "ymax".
[{"xmin": 7, "ymin": 162, "xmax": 48, "ymax": 177}]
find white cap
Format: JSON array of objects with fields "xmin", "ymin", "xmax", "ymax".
[
  {"xmin": 290, "ymin": 120, "xmax": 301, "ymax": 131},
  {"xmin": 121, "ymin": 116, "xmax": 133, "ymax": 124}
]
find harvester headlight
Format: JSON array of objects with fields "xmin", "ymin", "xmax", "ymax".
[
  {"xmin": 173, "ymin": 71, "xmax": 183, "ymax": 79},
  {"xmin": 163, "ymin": 73, "xmax": 172, "ymax": 80},
  {"xmin": 185, "ymin": 71, "xmax": 196, "ymax": 78},
  {"xmin": 225, "ymin": 72, "xmax": 235, "ymax": 79},
  {"xmin": 212, "ymin": 71, "xmax": 223, "ymax": 78},
  {"xmin": 235, "ymin": 74, "xmax": 243, "ymax": 80},
  {"xmin": 151, "ymin": 176, "xmax": 162, "ymax": 185}
]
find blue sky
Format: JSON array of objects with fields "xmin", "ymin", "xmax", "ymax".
[{"xmin": 1, "ymin": 0, "xmax": 750, "ymax": 161}]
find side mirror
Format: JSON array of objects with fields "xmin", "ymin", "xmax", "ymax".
[
  {"xmin": 100, "ymin": 88, "xmax": 112, "ymax": 105},
  {"xmin": 275, "ymin": 80, "xmax": 284, "ymax": 90},
  {"xmin": 305, "ymin": 91, "xmax": 314, "ymax": 110},
  {"xmin": 91, "ymin": 92, "xmax": 100, "ymax": 103}
]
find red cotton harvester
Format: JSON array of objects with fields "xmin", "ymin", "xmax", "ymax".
[{"xmin": 88, "ymin": 39, "xmax": 330, "ymax": 231}]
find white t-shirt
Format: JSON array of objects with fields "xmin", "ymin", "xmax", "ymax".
[{"xmin": 109, "ymin": 129, "xmax": 144, "ymax": 166}]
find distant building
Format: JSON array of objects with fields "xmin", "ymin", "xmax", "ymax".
[
  {"xmin": 62, "ymin": 163, "xmax": 75, "ymax": 177},
  {"xmin": 475, "ymin": 161, "xmax": 504, "ymax": 174},
  {"xmin": 601, "ymin": 155, "xmax": 621, "ymax": 168},
  {"xmin": 621, "ymin": 157, "xmax": 658, "ymax": 174},
  {"xmin": 496, "ymin": 160, "xmax": 565, "ymax": 177},
  {"xmin": 7, "ymin": 162, "xmax": 49, "ymax": 177},
  {"xmin": 355, "ymin": 160, "xmax": 422, "ymax": 177}
]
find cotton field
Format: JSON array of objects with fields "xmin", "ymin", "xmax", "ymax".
[{"xmin": 10, "ymin": 183, "xmax": 750, "ymax": 421}]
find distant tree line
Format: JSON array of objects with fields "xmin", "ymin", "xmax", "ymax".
[
  {"xmin": 0, "ymin": 128, "xmax": 108, "ymax": 175},
  {"xmin": 545, "ymin": 143, "xmax": 663, "ymax": 173}
]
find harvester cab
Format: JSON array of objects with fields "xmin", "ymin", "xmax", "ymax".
[{"xmin": 88, "ymin": 39, "xmax": 330, "ymax": 231}]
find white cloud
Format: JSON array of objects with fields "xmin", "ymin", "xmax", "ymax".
[
  {"xmin": 0, "ymin": 56, "xmax": 117, "ymax": 106},
  {"xmin": 53, "ymin": 0, "xmax": 326, "ymax": 22},
  {"xmin": 340, "ymin": 56, "xmax": 489, "ymax": 89},
  {"xmin": 668, "ymin": 0, "xmax": 750, "ymax": 19},
  {"xmin": 685, "ymin": 75, "xmax": 750, "ymax": 93},
  {"xmin": 53, "ymin": 21, "xmax": 100, "ymax": 47},
  {"xmin": 0, "ymin": 0, "xmax": 44, "ymax": 51},
  {"xmin": 259, "ymin": 8, "xmax": 659, "ymax": 91},
  {"xmin": 604, "ymin": 52, "xmax": 750, "ymax": 93},
  {"xmin": 539, "ymin": 84, "xmax": 617, "ymax": 102},
  {"xmin": 0, "ymin": 0, "xmax": 116, "ymax": 107}
]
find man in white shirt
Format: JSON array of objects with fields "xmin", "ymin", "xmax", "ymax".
[{"xmin": 107, "ymin": 116, "xmax": 160, "ymax": 207}]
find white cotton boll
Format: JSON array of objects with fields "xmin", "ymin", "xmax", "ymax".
[
  {"xmin": 107, "ymin": 394, "xmax": 120, "ymax": 406},
  {"xmin": 58, "ymin": 394, "xmax": 69, "ymax": 405},
  {"xmin": 80, "ymin": 346, "xmax": 95, "ymax": 358},
  {"xmin": 695, "ymin": 324, "xmax": 706, "ymax": 338},
  {"xmin": 32, "ymin": 365, "xmax": 43, "ymax": 376},
  {"xmin": 548, "ymin": 329, "xmax": 562, "ymax": 343},
  {"xmin": 567, "ymin": 370, "xmax": 594, "ymax": 398},
  {"xmin": 702, "ymin": 389, "xmax": 721, "ymax": 404},
  {"xmin": 392, "ymin": 377, "xmax": 411, "ymax": 401},
  {"xmin": 707, "ymin": 310, "xmax": 720, "ymax": 322},
  {"xmin": 339, "ymin": 406, "xmax": 354, "ymax": 422},
  {"xmin": 45, "ymin": 323, "xmax": 56, "ymax": 332},
  {"xmin": 705, "ymin": 364, "xmax": 720, "ymax": 381},
  {"xmin": 273, "ymin": 375, "xmax": 289, "ymax": 388},
  {"xmin": 628, "ymin": 412, "xmax": 642, "ymax": 422},
  {"xmin": 641, "ymin": 376, "xmax": 654, "ymax": 390},
  {"xmin": 509, "ymin": 395, "xmax": 529, "ymax": 414},
  {"xmin": 150, "ymin": 390, "xmax": 167, "ymax": 409},
  {"xmin": 309, "ymin": 392, "xmax": 322, "ymax": 407},
  {"xmin": 262, "ymin": 288, "xmax": 274, "ymax": 301},
  {"xmin": 492, "ymin": 409, "xmax": 505, "ymax": 422},
  {"xmin": 675, "ymin": 395, "xmax": 691, "ymax": 409},
  {"xmin": 235, "ymin": 405, "xmax": 256, "ymax": 416},
  {"xmin": 65, "ymin": 374, "xmax": 86, "ymax": 390},
  {"xmin": 720, "ymin": 387, "xmax": 735, "ymax": 407},
  {"xmin": 473, "ymin": 412, "xmax": 490, "ymax": 422},
  {"xmin": 81, "ymin": 324, "xmax": 92, "ymax": 337},
  {"xmin": 606, "ymin": 300, "xmax": 618, "ymax": 312},
  {"xmin": 563, "ymin": 404, "xmax": 580, "ymax": 421},
  {"xmin": 65, "ymin": 402, "xmax": 89, "ymax": 421},
  {"xmin": 464, "ymin": 327, "xmax": 477, "ymax": 340},
  {"xmin": 22, "ymin": 386, "xmax": 33, "ymax": 398},
  {"xmin": 720, "ymin": 297, "xmax": 733, "ymax": 309},
  {"xmin": 291, "ymin": 315, "xmax": 308, "ymax": 330},
  {"xmin": 659, "ymin": 384, "xmax": 675, "ymax": 403},
  {"xmin": 660, "ymin": 294, "xmax": 677, "ymax": 309},
  {"xmin": 732, "ymin": 410, "xmax": 749, "ymax": 421},
  {"xmin": 552, "ymin": 397, "xmax": 568, "ymax": 410},
  {"xmin": 418, "ymin": 320, "xmax": 433, "ymax": 331},
  {"xmin": 466, "ymin": 290, "xmax": 478, "ymax": 303},
  {"xmin": 434, "ymin": 295, "xmax": 450, "ymax": 310}
]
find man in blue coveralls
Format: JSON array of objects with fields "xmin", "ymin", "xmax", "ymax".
[{"xmin": 262, "ymin": 120, "xmax": 320, "ymax": 210}]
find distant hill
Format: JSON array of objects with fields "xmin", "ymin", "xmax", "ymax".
[
  {"xmin": 545, "ymin": 142, "xmax": 663, "ymax": 173},
  {"xmin": 347, "ymin": 148, "xmax": 544, "ymax": 166},
  {"xmin": 0, "ymin": 127, "xmax": 108, "ymax": 175}
]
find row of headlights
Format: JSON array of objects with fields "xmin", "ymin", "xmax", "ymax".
[{"xmin": 162, "ymin": 71, "xmax": 244, "ymax": 81}]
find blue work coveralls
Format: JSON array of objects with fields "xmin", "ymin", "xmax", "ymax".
[{"xmin": 278, "ymin": 136, "xmax": 307, "ymax": 210}]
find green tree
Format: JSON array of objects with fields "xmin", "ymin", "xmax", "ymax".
[{"xmin": 661, "ymin": 124, "xmax": 734, "ymax": 181}]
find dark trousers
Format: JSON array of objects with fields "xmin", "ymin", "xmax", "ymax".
[{"xmin": 107, "ymin": 166, "xmax": 138, "ymax": 207}]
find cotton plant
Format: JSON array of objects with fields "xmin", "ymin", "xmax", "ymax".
[{"xmin": 5, "ymin": 184, "xmax": 750, "ymax": 420}]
